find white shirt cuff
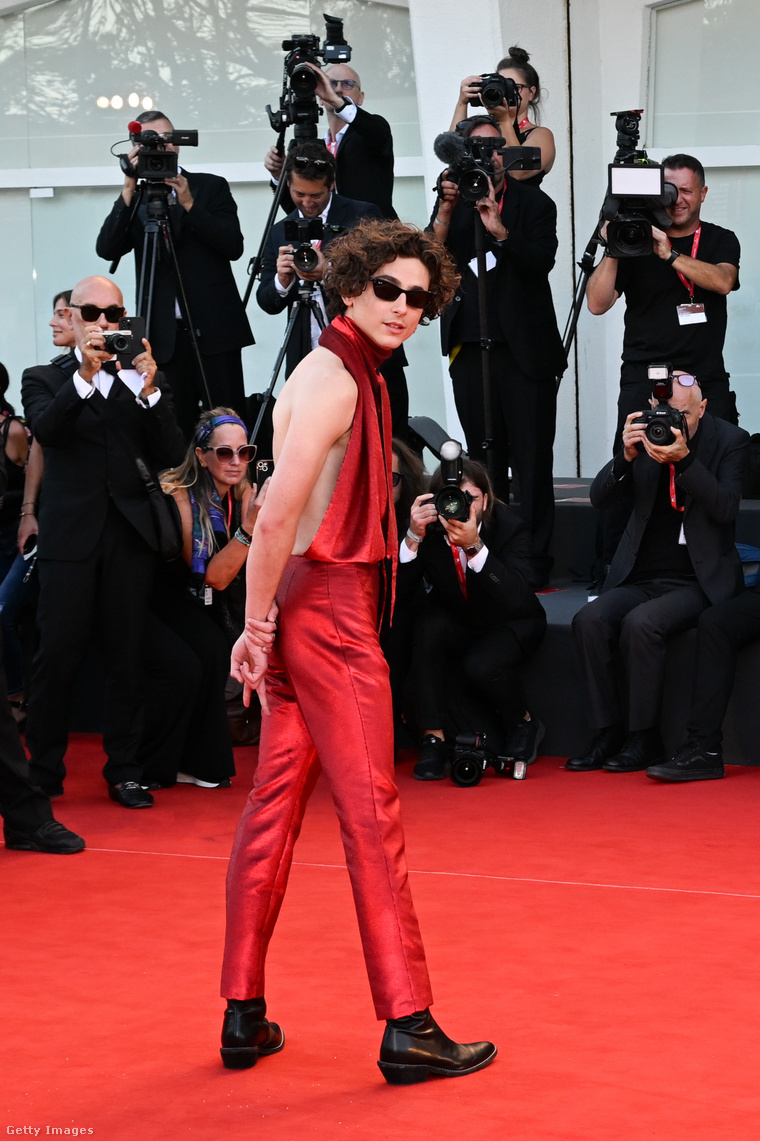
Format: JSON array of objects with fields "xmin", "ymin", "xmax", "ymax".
[
  {"xmin": 275, "ymin": 275, "xmax": 295, "ymax": 297},
  {"xmin": 74, "ymin": 372, "xmax": 96, "ymax": 399},
  {"xmin": 466, "ymin": 544, "xmax": 488, "ymax": 573},
  {"xmin": 337, "ymin": 101, "xmax": 357, "ymax": 124},
  {"xmin": 399, "ymin": 539, "xmax": 418, "ymax": 563}
]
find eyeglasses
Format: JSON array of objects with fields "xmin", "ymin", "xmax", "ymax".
[
  {"xmin": 71, "ymin": 304, "xmax": 126, "ymax": 322},
  {"xmin": 292, "ymin": 155, "xmax": 332, "ymax": 172},
  {"xmin": 369, "ymin": 278, "xmax": 434, "ymax": 311},
  {"xmin": 672, "ymin": 373, "xmax": 699, "ymax": 387},
  {"xmin": 513, "ymin": 83, "xmax": 529, "ymax": 93},
  {"xmin": 203, "ymin": 445, "xmax": 257, "ymax": 464},
  {"xmin": 392, "ymin": 471, "xmax": 402, "ymax": 487},
  {"xmin": 329, "ymin": 78, "xmax": 358, "ymax": 90}
]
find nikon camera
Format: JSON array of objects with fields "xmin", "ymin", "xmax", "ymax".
[{"xmin": 632, "ymin": 362, "xmax": 688, "ymax": 445}]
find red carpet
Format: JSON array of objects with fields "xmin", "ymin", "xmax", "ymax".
[{"xmin": 3, "ymin": 734, "xmax": 760, "ymax": 1140}]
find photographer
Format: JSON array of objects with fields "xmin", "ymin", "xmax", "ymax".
[
  {"xmin": 257, "ymin": 141, "xmax": 381, "ymax": 379},
  {"xmin": 567, "ymin": 369, "xmax": 748, "ymax": 775},
  {"xmin": 430, "ymin": 115, "xmax": 566, "ymax": 588},
  {"xmin": 264, "ymin": 62, "xmax": 396, "ymax": 219},
  {"xmin": 96, "ymin": 110, "xmax": 254, "ymax": 439},
  {"xmin": 450, "ymin": 47, "xmax": 555, "ymax": 186},
  {"xmin": 587, "ymin": 154, "xmax": 741, "ymax": 432},
  {"xmin": 402, "ymin": 458, "xmax": 546, "ymax": 780},
  {"xmin": 21, "ymin": 276, "xmax": 185, "ymax": 808}
]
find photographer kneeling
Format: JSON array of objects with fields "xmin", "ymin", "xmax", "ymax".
[{"xmin": 403, "ymin": 456, "xmax": 546, "ymax": 781}]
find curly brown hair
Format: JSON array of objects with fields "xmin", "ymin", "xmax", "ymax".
[{"xmin": 323, "ymin": 218, "xmax": 460, "ymax": 324}]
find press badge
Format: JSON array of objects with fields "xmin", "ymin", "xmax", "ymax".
[
  {"xmin": 676, "ymin": 303, "xmax": 706, "ymax": 325},
  {"xmin": 678, "ymin": 523, "xmax": 686, "ymax": 546},
  {"xmin": 204, "ymin": 586, "xmax": 213, "ymax": 605}
]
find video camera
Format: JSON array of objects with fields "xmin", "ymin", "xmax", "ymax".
[
  {"xmin": 283, "ymin": 217, "xmax": 324, "ymax": 273},
  {"xmin": 124, "ymin": 123, "xmax": 198, "ymax": 182},
  {"xmin": 433, "ymin": 440, "xmax": 473, "ymax": 523},
  {"xmin": 632, "ymin": 362, "xmax": 689, "ymax": 445},
  {"xmin": 433, "ymin": 131, "xmax": 506, "ymax": 202},
  {"xmin": 267, "ymin": 14, "xmax": 351, "ymax": 138},
  {"xmin": 600, "ymin": 110, "xmax": 677, "ymax": 257},
  {"xmin": 468, "ymin": 73, "xmax": 520, "ymax": 111}
]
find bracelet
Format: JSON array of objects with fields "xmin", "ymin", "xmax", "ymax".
[
  {"xmin": 406, "ymin": 528, "xmax": 423, "ymax": 544},
  {"xmin": 433, "ymin": 217, "xmax": 449, "ymax": 227},
  {"xmin": 21, "ymin": 501, "xmax": 35, "ymax": 507},
  {"xmin": 234, "ymin": 526, "xmax": 252, "ymax": 547},
  {"xmin": 20, "ymin": 510, "xmax": 35, "ymax": 518}
]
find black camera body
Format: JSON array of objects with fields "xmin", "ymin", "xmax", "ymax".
[
  {"xmin": 283, "ymin": 217, "xmax": 324, "ymax": 273},
  {"xmin": 130, "ymin": 128, "xmax": 199, "ymax": 181},
  {"xmin": 451, "ymin": 732, "xmax": 526, "ymax": 786},
  {"xmin": 468, "ymin": 73, "xmax": 519, "ymax": 110},
  {"xmin": 600, "ymin": 110, "xmax": 677, "ymax": 257},
  {"xmin": 632, "ymin": 362, "xmax": 688, "ymax": 445},
  {"xmin": 269, "ymin": 15, "xmax": 351, "ymax": 135},
  {"xmin": 445, "ymin": 134, "xmax": 505, "ymax": 203},
  {"xmin": 102, "ymin": 317, "xmax": 146, "ymax": 369},
  {"xmin": 433, "ymin": 440, "xmax": 473, "ymax": 523}
]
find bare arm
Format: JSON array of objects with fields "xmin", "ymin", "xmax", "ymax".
[
  {"xmin": 586, "ymin": 252, "xmax": 620, "ymax": 314},
  {"xmin": 17, "ymin": 437, "xmax": 43, "ymax": 553}
]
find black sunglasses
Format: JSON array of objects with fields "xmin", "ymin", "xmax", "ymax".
[
  {"xmin": 203, "ymin": 445, "xmax": 257, "ymax": 464},
  {"xmin": 71, "ymin": 304, "xmax": 126, "ymax": 322},
  {"xmin": 369, "ymin": 278, "xmax": 434, "ymax": 311},
  {"xmin": 391, "ymin": 471, "xmax": 402, "ymax": 487},
  {"xmin": 292, "ymin": 155, "xmax": 332, "ymax": 172}
]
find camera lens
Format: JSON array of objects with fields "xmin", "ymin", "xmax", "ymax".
[
  {"xmin": 290, "ymin": 62, "xmax": 318, "ymax": 96},
  {"xmin": 458, "ymin": 169, "xmax": 491, "ymax": 202},
  {"xmin": 646, "ymin": 420, "xmax": 673, "ymax": 445},
  {"xmin": 450, "ymin": 751, "xmax": 486, "ymax": 788},
  {"xmin": 293, "ymin": 245, "xmax": 319, "ymax": 273}
]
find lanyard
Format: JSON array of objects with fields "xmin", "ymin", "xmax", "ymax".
[
  {"xmin": 668, "ymin": 464, "xmax": 684, "ymax": 513},
  {"xmin": 518, "ymin": 117, "xmax": 531, "ymax": 131},
  {"xmin": 673, "ymin": 225, "xmax": 701, "ymax": 301},
  {"xmin": 449, "ymin": 541, "xmax": 468, "ymax": 597}
]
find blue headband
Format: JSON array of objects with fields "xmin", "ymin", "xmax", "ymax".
[{"xmin": 195, "ymin": 415, "xmax": 247, "ymax": 448}]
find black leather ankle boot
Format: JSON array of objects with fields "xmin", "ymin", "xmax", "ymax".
[
  {"xmin": 378, "ymin": 1009, "xmax": 496, "ymax": 1084},
  {"xmin": 220, "ymin": 997, "xmax": 285, "ymax": 1070}
]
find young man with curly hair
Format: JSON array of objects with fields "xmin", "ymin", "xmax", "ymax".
[{"xmin": 219, "ymin": 219, "xmax": 497, "ymax": 1084}]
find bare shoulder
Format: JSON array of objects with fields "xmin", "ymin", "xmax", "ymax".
[{"xmin": 281, "ymin": 347, "xmax": 358, "ymax": 431}]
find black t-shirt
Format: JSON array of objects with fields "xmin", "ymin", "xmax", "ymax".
[{"xmin": 615, "ymin": 220, "xmax": 740, "ymax": 381}]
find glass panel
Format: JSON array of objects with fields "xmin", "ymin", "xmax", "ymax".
[{"xmin": 652, "ymin": 0, "xmax": 760, "ymax": 148}]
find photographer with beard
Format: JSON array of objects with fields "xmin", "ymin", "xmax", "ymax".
[
  {"xmin": 430, "ymin": 115, "xmax": 566, "ymax": 588},
  {"xmin": 401, "ymin": 458, "xmax": 546, "ymax": 781}
]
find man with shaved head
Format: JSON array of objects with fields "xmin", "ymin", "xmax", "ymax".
[
  {"xmin": 21, "ymin": 276, "xmax": 185, "ymax": 806},
  {"xmin": 566, "ymin": 368, "xmax": 748, "ymax": 775}
]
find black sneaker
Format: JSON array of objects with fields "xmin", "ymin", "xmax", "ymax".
[
  {"xmin": 4, "ymin": 819, "xmax": 85, "ymax": 854},
  {"xmin": 504, "ymin": 716, "xmax": 545, "ymax": 765},
  {"xmin": 647, "ymin": 741, "xmax": 724, "ymax": 783},
  {"xmin": 413, "ymin": 735, "xmax": 449, "ymax": 781}
]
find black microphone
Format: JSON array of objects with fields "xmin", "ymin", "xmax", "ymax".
[{"xmin": 433, "ymin": 132, "xmax": 467, "ymax": 167}]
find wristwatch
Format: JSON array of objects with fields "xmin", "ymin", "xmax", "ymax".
[
  {"xmin": 465, "ymin": 540, "xmax": 484, "ymax": 559},
  {"xmin": 666, "ymin": 247, "xmax": 680, "ymax": 265}
]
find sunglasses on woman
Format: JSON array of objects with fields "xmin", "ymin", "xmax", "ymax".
[
  {"xmin": 203, "ymin": 445, "xmax": 257, "ymax": 464},
  {"xmin": 71, "ymin": 304, "xmax": 126, "ymax": 322},
  {"xmin": 368, "ymin": 278, "xmax": 434, "ymax": 311}
]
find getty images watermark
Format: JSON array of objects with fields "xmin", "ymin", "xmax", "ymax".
[{"xmin": 7, "ymin": 1130, "xmax": 94, "ymax": 1137}]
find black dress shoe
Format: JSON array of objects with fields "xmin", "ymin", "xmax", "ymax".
[
  {"xmin": 108, "ymin": 781, "xmax": 154, "ymax": 808},
  {"xmin": 565, "ymin": 726, "xmax": 625, "ymax": 771},
  {"xmin": 602, "ymin": 729, "xmax": 665, "ymax": 772},
  {"xmin": 4, "ymin": 819, "xmax": 85, "ymax": 854},
  {"xmin": 647, "ymin": 740, "xmax": 725, "ymax": 782},
  {"xmin": 220, "ymin": 997, "xmax": 285, "ymax": 1070},
  {"xmin": 413, "ymin": 736, "xmax": 449, "ymax": 781},
  {"xmin": 378, "ymin": 1009, "xmax": 497, "ymax": 1085}
]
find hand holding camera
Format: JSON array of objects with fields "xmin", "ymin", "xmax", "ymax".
[{"xmin": 407, "ymin": 492, "xmax": 438, "ymax": 545}]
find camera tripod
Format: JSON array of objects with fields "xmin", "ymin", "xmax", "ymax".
[
  {"xmin": 135, "ymin": 181, "xmax": 213, "ymax": 410},
  {"xmin": 247, "ymin": 280, "xmax": 326, "ymax": 447}
]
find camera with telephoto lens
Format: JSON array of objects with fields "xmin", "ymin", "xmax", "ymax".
[
  {"xmin": 268, "ymin": 15, "xmax": 351, "ymax": 136},
  {"xmin": 283, "ymin": 217, "xmax": 324, "ymax": 273},
  {"xmin": 101, "ymin": 317, "xmax": 146, "ymax": 369},
  {"xmin": 128, "ymin": 126, "xmax": 199, "ymax": 181},
  {"xmin": 632, "ymin": 362, "xmax": 689, "ymax": 445},
  {"xmin": 468, "ymin": 73, "xmax": 520, "ymax": 111},
  {"xmin": 433, "ymin": 440, "xmax": 473, "ymax": 523},
  {"xmin": 600, "ymin": 110, "xmax": 677, "ymax": 258}
]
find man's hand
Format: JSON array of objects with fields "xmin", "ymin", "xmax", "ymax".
[
  {"xmin": 621, "ymin": 410, "xmax": 649, "ymax": 462},
  {"xmin": 408, "ymin": 492, "xmax": 437, "ymax": 542},
  {"xmin": 264, "ymin": 145, "xmax": 285, "ymax": 180},
  {"xmin": 435, "ymin": 175, "xmax": 460, "ymax": 226},
  {"xmin": 78, "ymin": 324, "xmax": 115, "ymax": 384},
  {"xmin": 644, "ymin": 426, "xmax": 689, "ymax": 464},
  {"xmin": 305, "ymin": 63, "xmax": 348, "ymax": 111},
  {"xmin": 651, "ymin": 225, "xmax": 673, "ymax": 260},
  {"xmin": 231, "ymin": 631, "xmax": 272, "ymax": 714},
  {"xmin": 276, "ymin": 244, "xmax": 297, "ymax": 290},
  {"xmin": 475, "ymin": 180, "xmax": 508, "ymax": 240},
  {"xmin": 165, "ymin": 173, "xmax": 194, "ymax": 210},
  {"xmin": 132, "ymin": 338, "xmax": 158, "ymax": 396},
  {"xmin": 441, "ymin": 499, "xmax": 480, "ymax": 549}
]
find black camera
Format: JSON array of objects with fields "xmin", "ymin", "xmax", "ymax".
[
  {"xmin": 450, "ymin": 732, "xmax": 527, "ymax": 786},
  {"xmin": 283, "ymin": 217, "xmax": 324, "ymax": 273},
  {"xmin": 433, "ymin": 440, "xmax": 473, "ymax": 523},
  {"xmin": 468, "ymin": 73, "xmax": 520, "ymax": 111},
  {"xmin": 129, "ymin": 126, "xmax": 199, "ymax": 181},
  {"xmin": 632, "ymin": 362, "xmax": 689, "ymax": 445},
  {"xmin": 102, "ymin": 317, "xmax": 146, "ymax": 369},
  {"xmin": 600, "ymin": 110, "xmax": 676, "ymax": 258},
  {"xmin": 444, "ymin": 134, "xmax": 504, "ymax": 202},
  {"xmin": 268, "ymin": 15, "xmax": 351, "ymax": 136}
]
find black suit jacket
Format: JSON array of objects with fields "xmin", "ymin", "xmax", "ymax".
[
  {"xmin": 400, "ymin": 501, "xmax": 546, "ymax": 648},
  {"xmin": 434, "ymin": 176, "xmax": 567, "ymax": 382},
  {"xmin": 257, "ymin": 193, "xmax": 382, "ymax": 376},
  {"xmin": 592, "ymin": 413, "xmax": 749, "ymax": 604},
  {"xmin": 96, "ymin": 170, "xmax": 254, "ymax": 363},
  {"xmin": 22, "ymin": 354, "xmax": 186, "ymax": 561}
]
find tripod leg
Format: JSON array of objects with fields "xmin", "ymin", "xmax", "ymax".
[
  {"xmin": 161, "ymin": 222, "xmax": 214, "ymax": 411},
  {"xmin": 248, "ymin": 298, "xmax": 309, "ymax": 448}
]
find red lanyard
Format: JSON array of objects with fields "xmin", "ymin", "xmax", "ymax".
[
  {"xmin": 673, "ymin": 226, "xmax": 701, "ymax": 300},
  {"xmin": 449, "ymin": 541, "xmax": 467, "ymax": 597},
  {"xmin": 668, "ymin": 464, "xmax": 684, "ymax": 513},
  {"xmin": 518, "ymin": 117, "xmax": 531, "ymax": 131}
]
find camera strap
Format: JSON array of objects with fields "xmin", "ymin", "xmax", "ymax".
[
  {"xmin": 669, "ymin": 463, "xmax": 684, "ymax": 513},
  {"xmin": 673, "ymin": 225, "xmax": 701, "ymax": 300},
  {"xmin": 449, "ymin": 540, "xmax": 468, "ymax": 597}
]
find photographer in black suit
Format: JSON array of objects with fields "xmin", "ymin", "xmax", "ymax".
[
  {"xmin": 96, "ymin": 110, "xmax": 254, "ymax": 438},
  {"xmin": 402, "ymin": 458, "xmax": 546, "ymax": 780},
  {"xmin": 21, "ymin": 276, "xmax": 186, "ymax": 807},
  {"xmin": 430, "ymin": 116, "xmax": 567, "ymax": 588}
]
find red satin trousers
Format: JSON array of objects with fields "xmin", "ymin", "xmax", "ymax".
[{"xmin": 221, "ymin": 557, "xmax": 433, "ymax": 1020}]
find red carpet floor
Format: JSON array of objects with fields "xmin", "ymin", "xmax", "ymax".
[{"xmin": 3, "ymin": 734, "xmax": 760, "ymax": 1140}]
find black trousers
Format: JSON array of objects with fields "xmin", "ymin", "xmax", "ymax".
[
  {"xmin": 451, "ymin": 342, "xmax": 557, "ymax": 583},
  {"xmin": 572, "ymin": 579, "xmax": 709, "ymax": 732},
  {"xmin": 160, "ymin": 324, "xmax": 247, "ymax": 440},
  {"xmin": 25, "ymin": 505, "xmax": 155, "ymax": 792},
  {"xmin": 412, "ymin": 603, "xmax": 540, "ymax": 737},
  {"xmin": 687, "ymin": 587, "xmax": 760, "ymax": 749},
  {"xmin": 0, "ymin": 626, "xmax": 52, "ymax": 832}
]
